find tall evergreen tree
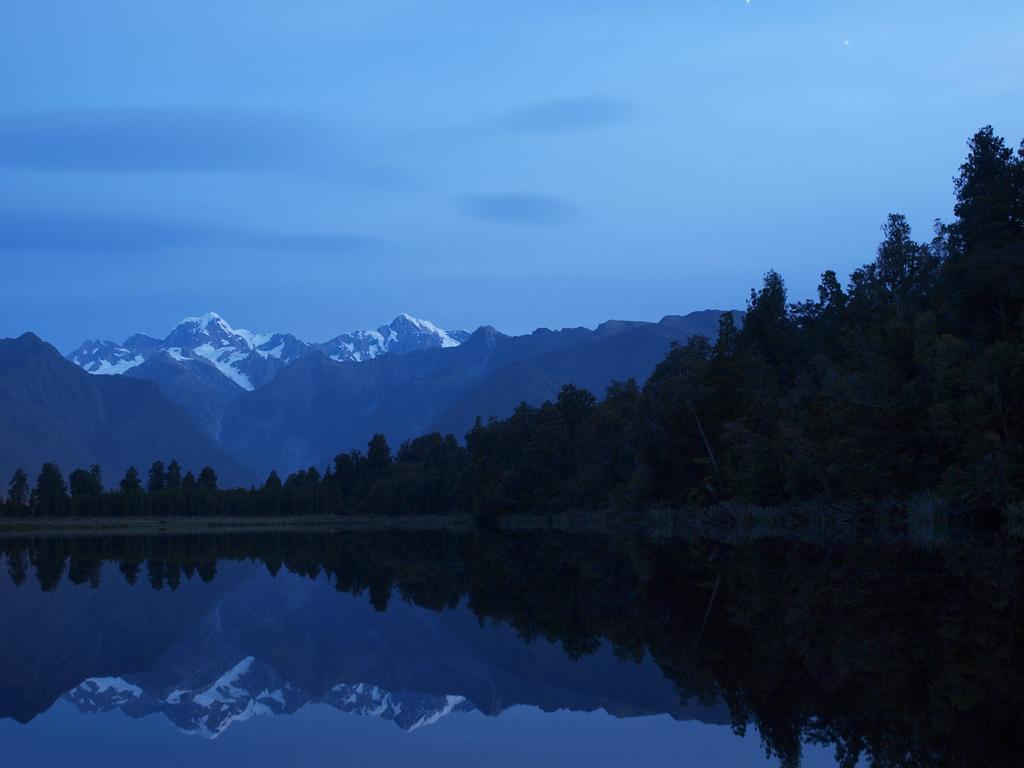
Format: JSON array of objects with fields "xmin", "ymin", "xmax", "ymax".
[
  {"xmin": 945, "ymin": 126, "xmax": 1024, "ymax": 339},
  {"xmin": 8, "ymin": 469, "xmax": 29, "ymax": 508},
  {"xmin": 741, "ymin": 269, "xmax": 792, "ymax": 369},
  {"xmin": 366, "ymin": 434, "xmax": 393, "ymax": 473},
  {"xmin": 166, "ymin": 460, "xmax": 182, "ymax": 490},
  {"xmin": 147, "ymin": 461, "xmax": 167, "ymax": 492},
  {"xmin": 714, "ymin": 311, "xmax": 741, "ymax": 358},
  {"xmin": 89, "ymin": 464, "xmax": 103, "ymax": 493},
  {"xmin": 33, "ymin": 463, "xmax": 67, "ymax": 516},
  {"xmin": 120, "ymin": 466, "xmax": 142, "ymax": 493},
  {"xmin": 333, "ymin": 451, "xmax": 365, "ymax": 496},
  {"xmin": 197, "ymin": 466, "xmax": 218, "ymax": 490},
  {"xmin": 868, "ymin": 213, "xmax": 940, "ymax": 319},
  {"xmin": 69, "ymin": 468, "xmax": 101, "ymax": 497}
]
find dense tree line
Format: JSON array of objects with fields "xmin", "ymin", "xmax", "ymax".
[
  {"xmin": 458, "ymin": 125, "xmax": 1022, "ymax": 513},
  {"xmin": 1, "ymin": 460, "xmax": 234, "ymax": 518},
  {"xmin": 2, "ymin": 126, "xmax": 1021, "ymax": 519}
]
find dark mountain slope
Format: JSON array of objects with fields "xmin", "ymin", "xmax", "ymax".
[
  {"xmin": 0, "ymin": 334, "xmax": 254, "ymax": 488},
  {"xmin": 220, "ymin": 311, "xmax": 731, "ymax": 476},
  {"xmin": 431, "ymin": 311, "xmax": 727, "ymax": 437},
  {"xmin": 126, "ymin": 352, "xmax": 245, "ymax": 439},
  {"xmin": 220, "ymin": 329, "xmax": 510, "ymax": 477}
]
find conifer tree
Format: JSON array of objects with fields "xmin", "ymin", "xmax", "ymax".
[
  {"xmin": 33, "ymin": 463, "xmax": 67, "ymax": 516},
  {"xmin": 147, "ymin": 461, "xmax": 167, "ymax": 492},
  {"xmin": 8, "ymin": 469, "xmax": 29, "ymax": 508},
  {"xmin": 714, "ymin": 311, "xmax": 740, "ymax": 359},
  {"xmin": 69, "ymin": 468, "xmax": 98, "ymax": 497},
  {"xmin": 741, "ymin": 269, "xmax": 792, "ymax": 369},
  {"xmin": 945, "ymin": 126, "xmax": 1024, "ymax": 339},
  {"xmin": 166, "ymin": 460, "xmax": 182, "ymax": 490},
  {"xmin": 367, "ymin": 434, "xmax": 392, "ymax": 473},
  {"xmin": 197, "ymin": 466, "xmax": 218, "ymax": 490},
  {"xmin": 89, "ymin": 464, "xmax": 103, "ymax": 493},
  {"xmin": 120, "ymin": 466, "xmax": 142, "ymax": 493}
]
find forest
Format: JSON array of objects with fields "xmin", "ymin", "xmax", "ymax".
[{"xmin": 3, "ymin": 126, "xmax": 1022, "ymax": 519}]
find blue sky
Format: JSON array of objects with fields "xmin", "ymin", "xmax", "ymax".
[{"xmin": 2, "ymin": 0, "xmax": 1022, "ymax": 350}]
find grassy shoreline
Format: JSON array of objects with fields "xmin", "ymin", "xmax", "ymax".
[
  {"xmin": 0, "ymin": 514, "xmax": 474, "ymax": 538},
  {"xmin": 0, "ymin": 498, "xmax": 1014, "ymax": 542}
]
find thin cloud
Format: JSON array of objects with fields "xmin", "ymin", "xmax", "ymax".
[
  {"xmin": 458, "ymin": 193, "xmax": 580, "ymax": 226},
  {"xmin": 496, "ymin": 97, "xmax": 635, "ymax": 134},
  {"xmin": 0, "ymin": 107, "xmax": 349, "ymax": 174},
  {"xmin": 0, "ymin": 210, "xmax": 381, "ymax": 254}
]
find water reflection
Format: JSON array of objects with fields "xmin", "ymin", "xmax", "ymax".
[{"xmin": 0, "ymin": 528, "xmax": 1021, "ymax": 767}]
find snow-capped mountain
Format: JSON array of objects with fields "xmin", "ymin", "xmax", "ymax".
[
  {"xmin": 67, "ymin": 312, "xmax": 469, "ymax": 391},
  {"xmin": 66, "ymin": 657, "xmax": 473, "ymax": 739},
  {"xmin": 320, "ymin": 313, "xmax": 469, "ymax": 363},
  {"xmin": 67, "ymin": 340, "xmax": 146, "ymax": 376}
]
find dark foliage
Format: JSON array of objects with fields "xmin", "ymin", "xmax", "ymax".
[
  {"xmin": 2, "ymin": 527, "xmax": 1023, "ymax": 767},
  {"xmin": 2, "ymin": 127, "xmax": 1021, "ymax": 518}
]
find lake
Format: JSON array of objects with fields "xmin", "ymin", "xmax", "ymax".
[{"xmin": 0, "ymin": 524, "xmax": 1018, "ymax": 767}]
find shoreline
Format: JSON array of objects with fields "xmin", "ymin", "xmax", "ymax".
[{"xmin": 0, "ymin": 514, "xmax": 474, "ymax": 538}]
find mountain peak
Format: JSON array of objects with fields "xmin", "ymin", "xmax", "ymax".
[
  {"xmin": 0, "ymin": 332, "xmax": 61, "ymax": 374},
  {"xmin": 67, "ymin": 339, "xmax": 146, "ymax": 376},
  {"xmin": 181, "ymin": 310, "xmax": 224, "ymax": 324},
  {"xmin": 168, "ymin": 312, "xmax": 244, "ymax": 349},
  {"xmin": 389, "ymin": 313, "xmax": 441, "ymax": 331},
  {"xmin": 319, "ymin": 314, "xmax": 466, "ymax": 362},
  {"xmin": 177, "ymin": 311, "xmax": 232, "ymax": 333},
  {"xmin": 68, "ymin": 313, "xmax": 469, "ymax": 389}
]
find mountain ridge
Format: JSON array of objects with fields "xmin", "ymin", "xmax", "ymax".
[
  {"xmin": 220, "ymin": 310, "xmax": 734, "ymax": 476},
  {"xmin": 4, "ymin": 310, "xmax": 738, "ymax": 482},
  {"xmin": 0, "ymin": 332, "xmax": 255, "ymax": 488},
  {"xmin": 68, "ymin": 312, "xmax": 471, "ymax": 391}
]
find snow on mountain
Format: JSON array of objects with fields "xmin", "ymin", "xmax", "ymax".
[
  {"xmin": 155, "ymin": 313, "xmax": 310, "ymax": 390},
  {"xmin": 65, "ymin": 657, "xmax": 473, "ymax": 739},
  {"xmin": 67, "ymin": 340, "xmax": 145, "ymax": 375},
  {"xmin": 66, "ymin": 313, "xmax": 469, "ymax": 391},
  {"xmin": 191, "ymin": 656, "xmax": 258, "ymax": 707},
  {"xmin": 317, "ymin": 313, "xmax": 465, "ymax": 363},
  {"xmin": 324, "ymin": 683, "xmax": 471, "ymax": 731},
  {"xmin": 72, "ymin": 677, "xmax": 145, "ymax": 705}
]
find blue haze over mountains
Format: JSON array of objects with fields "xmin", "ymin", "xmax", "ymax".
[
  {"xmin": 0, "ymin": 332, "xmax": 253, "ymax": 488},
  {"xmin": 0, "ymin": 309, "xmax": 731, "ymax": 485},
  {"xmin": 4, "ymin": 1, "xmax": 1022, "ymax": 354}
]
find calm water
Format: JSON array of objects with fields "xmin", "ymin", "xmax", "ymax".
[{"xmin": 0, "ymin": 527, "xmax": 1019, "ymax": 767}]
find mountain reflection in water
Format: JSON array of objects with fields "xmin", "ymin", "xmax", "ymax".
[{"xmin": 0, "ymin": 527, "xmax": 1020, "ymax": 767}]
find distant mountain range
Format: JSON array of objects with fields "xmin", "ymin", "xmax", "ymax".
[
  {"xmin": 0, "ymin": 333, "xmax": 254, "ymax": 488},
  {"xmin": 0, "ymin": 309, "xmax": 735, "ymax": 486},
  {"xmin": 69, "ymin": 312, "xmax": 469, "ymax": 391},
  {"xmin": 219, "ymin": 311, "xmax": 730, "ymax": 477}
]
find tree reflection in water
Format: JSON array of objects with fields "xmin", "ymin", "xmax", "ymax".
[{"xmin": 1, "ymin": 525, "xmax": 1022, "ymax": 767}]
